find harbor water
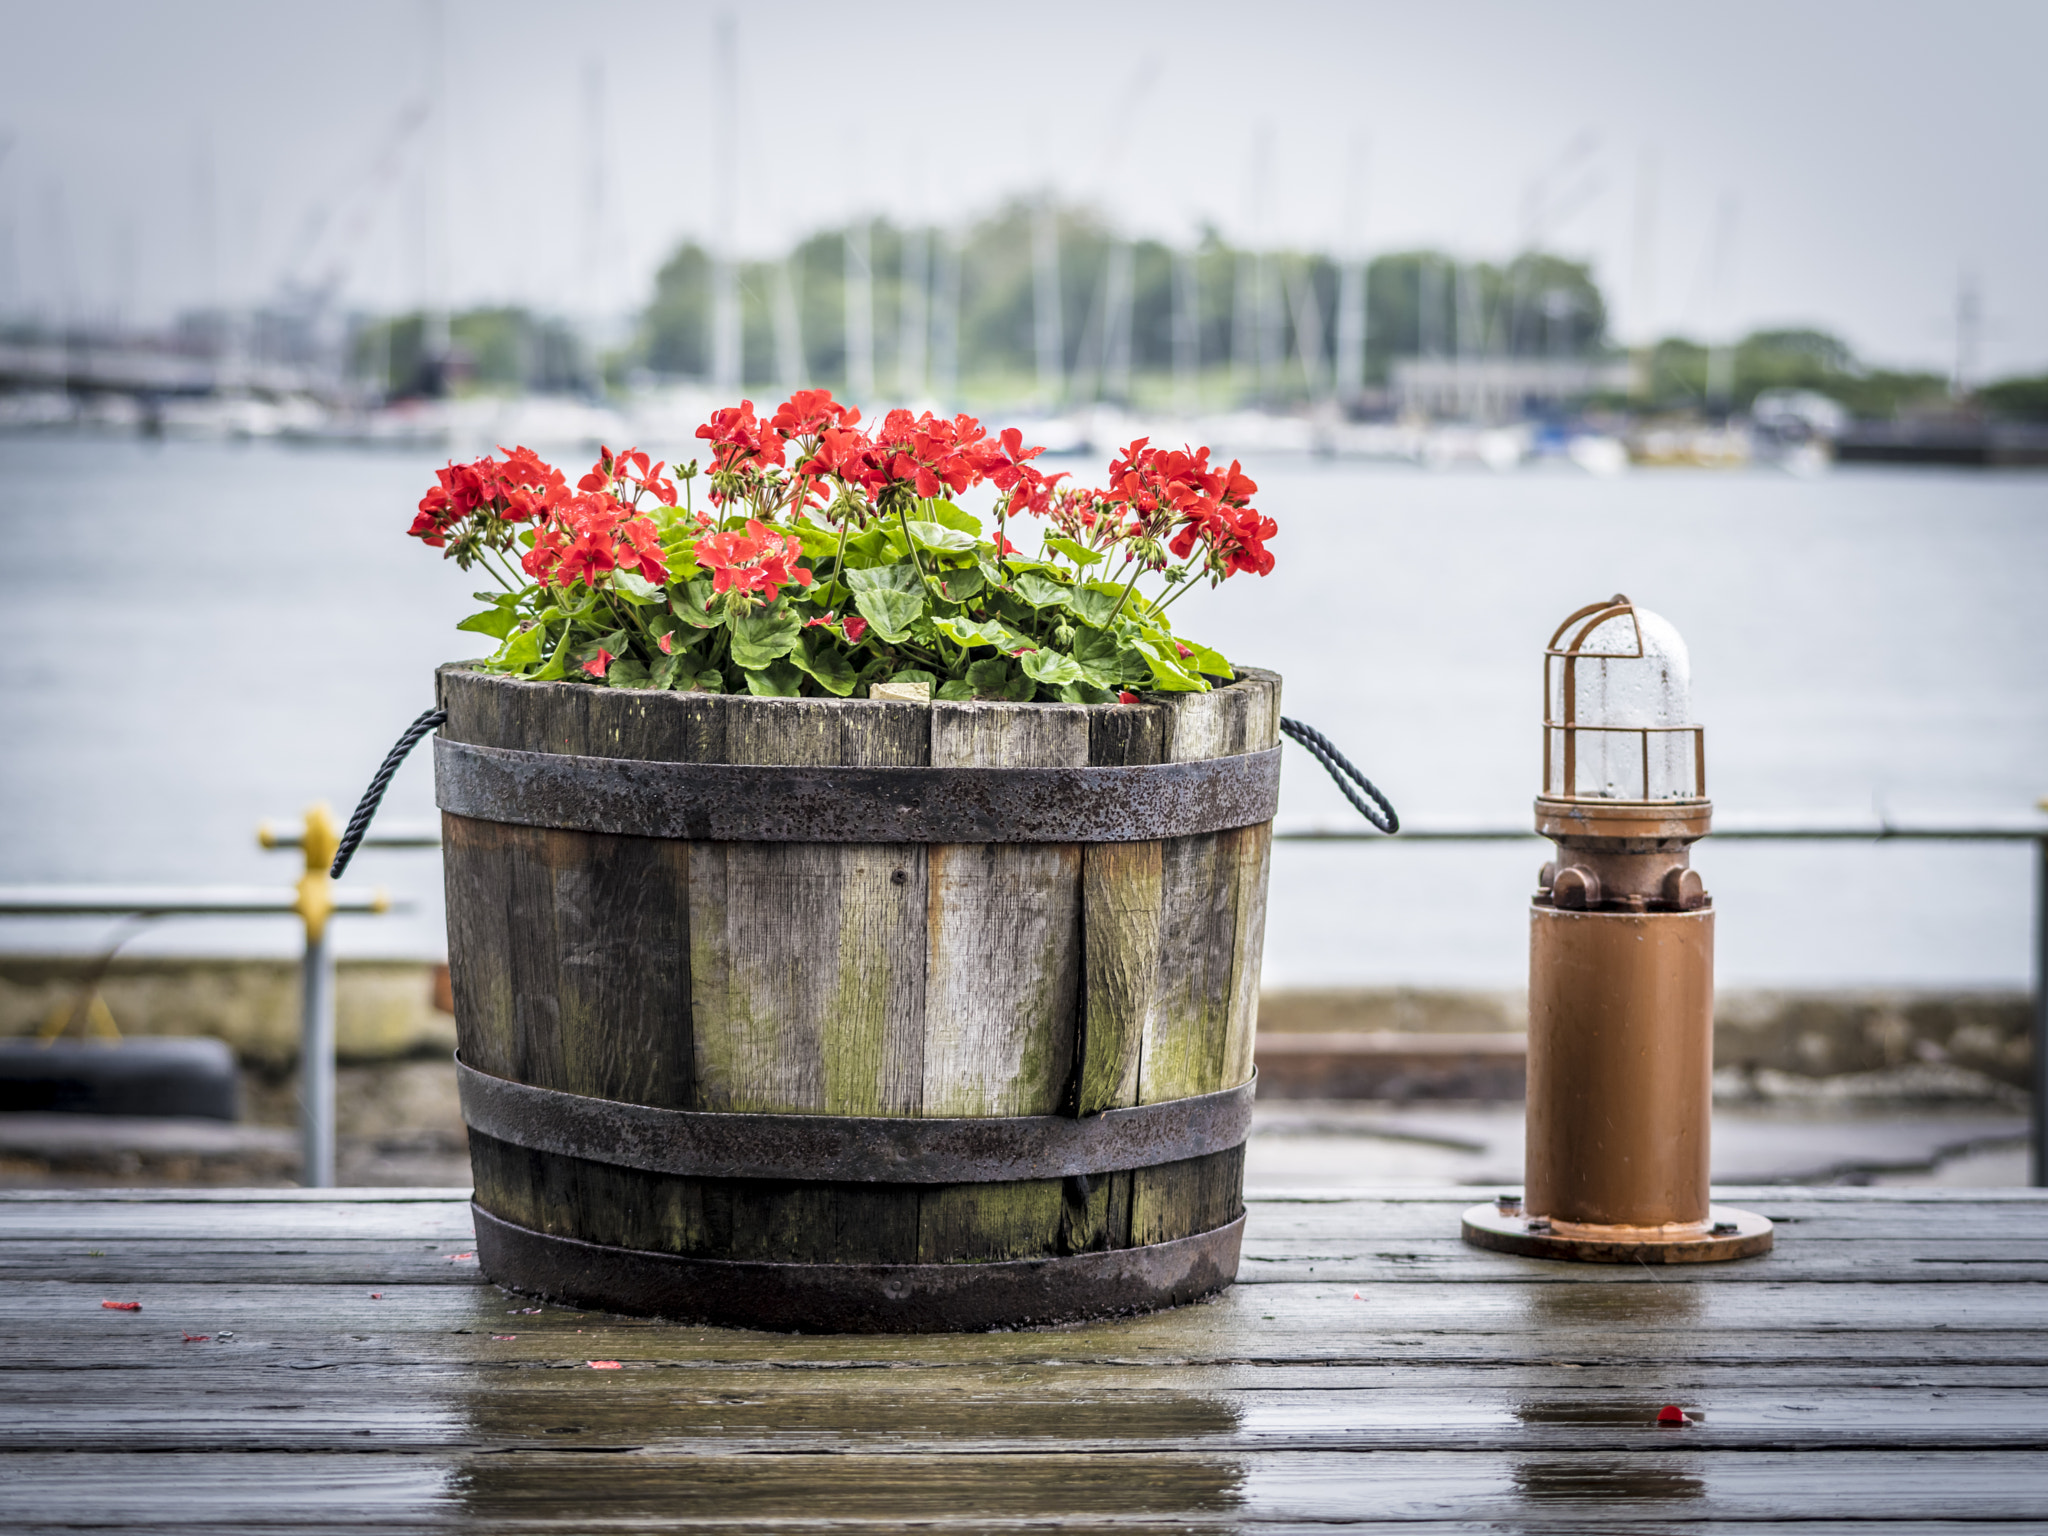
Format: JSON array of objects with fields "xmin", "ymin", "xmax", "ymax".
[{"xmin": 1, "ymin": 435, "xmax": 2043, "ymax": 989}]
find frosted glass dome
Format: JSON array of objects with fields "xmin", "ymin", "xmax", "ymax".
[{"xmin": 1544, "ymin": 597, "xmax": 1702, "ymax": 801}]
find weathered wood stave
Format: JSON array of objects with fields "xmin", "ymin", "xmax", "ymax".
[{"xmin": 433, "ymin": 664, "xmax": 1280, "ymax": 1330}]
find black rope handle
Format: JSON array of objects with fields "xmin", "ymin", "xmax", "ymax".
[
  {"xmin": 1279, "ymin": 717, "xmax": 1399, "ymax": 834},
  {"xmin": 332, "ymin": 708, "xmax": 448, "ymax": 879}
]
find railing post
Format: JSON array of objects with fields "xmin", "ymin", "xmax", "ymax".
[
  {"xmin": 2034, "ymin": 832, "xmax": 2048, "ymax": 1189},
  {"xmin": 300, "ymin": 920, "xmax": 336, "ymax": 1188},
  {"xmin": 293, "ymin": 805, "xmax": 341, "ymax": 1189}
]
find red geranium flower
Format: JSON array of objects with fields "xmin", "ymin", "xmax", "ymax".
[
  {"xmin": 805, "ymin": 612, "xmax": 869, "ymax": 644},
  {"xmin": 771, "ymin": 388, "xmax": 860, "ymax": 442},
  {"xmin": 696, "ymin": 518, "xmax": 813, "ymax": 604},
  {"xmin": 696, "ymin": 402, "xmax": 786, "ymax": 476}
]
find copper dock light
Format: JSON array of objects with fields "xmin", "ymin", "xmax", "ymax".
[{"xmin": 1463, "ymin": 596, "xmax": 1773, "ymax": 1262}]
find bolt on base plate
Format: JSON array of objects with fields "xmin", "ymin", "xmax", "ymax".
[{"xmin": 1461, "ymin": 1202, "xmax": 1774, "ymax": 1264}]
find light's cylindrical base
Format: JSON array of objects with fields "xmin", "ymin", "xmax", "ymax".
[
  {"xmin": 1461, "ymin": 1201, "xmax": 1772, "ymax": 1263},
  {"xmin": 1526, "ymin": 903, "xmax": 1713, "ymax": 1230}
]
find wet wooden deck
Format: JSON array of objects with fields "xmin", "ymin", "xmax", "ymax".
[{"xmin": 3, "ymin": 1187, "xmax": 2046, "ymax": 1530}]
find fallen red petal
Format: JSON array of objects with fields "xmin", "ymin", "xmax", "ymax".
[
  {"xmin": 182, "ymin": 1333, "xmax": 210, "ymax": 1343},
  {"xmin": 1657, "ymin": 1404, "xmax": 1688, "ymax": 1426},
  {"xmin": 588, "ymin": 1360, "xmax": 623, "ymax": 1369},
  {"xmin": 445, "ymin": 1252, "xmax": 476, "ymax": 1261},
  {"xmin": 1352, "ymin": 1291, "xmax": 1362, "ymax": 1300},
  {"xmin": 491, "ymin": 1334, "xmax": 517, "ymax": 1341},
  {"xmin": 369, "ymin": 1293, "xmax": 383, "ymax": 1300},
  {"xmin": 100, "ymin": 1301, "xmax": 141, "ymax": 1311}
]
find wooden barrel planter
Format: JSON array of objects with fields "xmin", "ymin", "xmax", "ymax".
[{"xmin": 434, "ymin": 662, "xmax": 1281, "ymax": 1333}]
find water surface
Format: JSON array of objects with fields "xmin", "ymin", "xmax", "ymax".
[{"xmin": 1, "ymin": 437, "xmax": 2042, "ymax": 986}]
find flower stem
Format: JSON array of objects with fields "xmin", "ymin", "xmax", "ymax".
[
  {"xmin": 827, "ymin": 517, "xmax": 851, "ymax": 601},
  {"xmin": 897, "ymin": 503, "xmax": 943, "ymax": 600},
  {"xmin": 1102, "ymin": 562, "xmax": 1148, "ymax": 629}
]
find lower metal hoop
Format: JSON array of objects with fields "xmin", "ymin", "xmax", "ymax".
[{"xmin": 472, "ymin": 1204, "xmax": 1246, "ymax": 1333}]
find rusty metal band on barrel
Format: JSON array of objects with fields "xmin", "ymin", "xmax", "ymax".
[
  {"xmin": 470, "ymin": 1203, "xmax": 1246, "ymax": 1333},
  {"xmin": 432, "ymin": 736, "xmax": 1281, "ymax": 844},
  {"xmin": 456, "ymin": 1055, "xmax": 1255, "ymax": 1185}
]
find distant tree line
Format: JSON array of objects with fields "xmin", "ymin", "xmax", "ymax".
[
  {"xmin": 343, "ymin": 198, "xmax": 2048, "ymax": 423},
  {"xmin": 1625, "ymin": 329, "xmax": 1952, "ymax": 418},
  {"xmin": 638, "ymin": 200, "xmax": 1608, "ymax": 406}
]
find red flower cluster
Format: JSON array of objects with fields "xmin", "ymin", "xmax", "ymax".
[
  {"xmin": 1107, "ymin": 440, "xmax": 1275, "ymax": 578},
  {"xmin": 409, "ymin": 446, "xmax": 568, "ymax": 548},
  {"xmin": 519, "ymin": 446, "xmax": 672, "ymax": 590},
  {"xmin": 695, "ymin": 518, "xmax": 813, "ymax": 604},
  {"xmin": 771, "ymin": 389, "xmax": 862, "ymax": 443},
  {"xmin": 691, "ymin": 390, "xmax": 1062, "ymax": 525},
  {"xmin": 581, "ymin": 446, "xmax": 676, "ymax": 508},
  {"xmin": 524, "ymin": 492, "xmax": 668, "ymax": 589},
  {"xmin": 696, "ymin": 401, "xmax": 785, "ymax": 479},
  {"xmin": 984, "ymin": 426, "xmax": 1066, "ymax": 516}
]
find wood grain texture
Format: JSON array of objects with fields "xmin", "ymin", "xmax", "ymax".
[{"xmin": 3, "ymin": 1189, "xmax": 2046, "ymax": 1532}]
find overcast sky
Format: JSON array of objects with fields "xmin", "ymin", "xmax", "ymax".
[{"xmin": 3, "ymin": 0, "xmax": 2043, "ymax": 375}]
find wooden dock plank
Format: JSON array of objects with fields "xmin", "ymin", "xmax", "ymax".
[{"xmin": 1, "ymin": 1188, "xmax": 2044, "ymax": 1532}]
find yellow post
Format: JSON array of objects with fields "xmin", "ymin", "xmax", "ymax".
[{"xmin": 294, "ymin": 803, "xmax": 340, "ymax": 943}]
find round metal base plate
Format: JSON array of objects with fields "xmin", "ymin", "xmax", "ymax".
[
  {"xmin": 1461, "ymin": 1203, "xmax": 1773, "ymax": 1264},
  {"xmin": 472, "ymin": 1203, "xmax": 1245, "ymax": 1333}
]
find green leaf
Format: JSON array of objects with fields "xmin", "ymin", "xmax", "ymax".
[
  {"xmin": 924, "ymin": 500, "xmax": 983, "ymax": 536},
  {"xmin": 669, "ymin": 578, "xmax": 720, "ymax": 627},
  {"xmin": 930, "ymin": 614, "xmax": 1008, "ymax": 650},
  {"xmin": 650, "ymin": 651, "xmax": 684, "ymax": 691},
  {"xmin": 841, "ymin": 527, "xmax": 895, "ymax": 566},
  {"xmin": 729, "ymin": 605, "xmax": 802, "ymax": 670},
  {"xmin": 790, "ymin": 631, "xmax": 858, "ymax": 696},
  {"xmin": 887, "ymin": 667, "xmax": 939, "ymax": 689},
  {"xmin": 1018, "ymin": 647, "xmax": 1084, "ymax": 686},
  {"xmin": 1132, "ymin": 636, "xmax": 1206, "ymax": 692},
  {"xmin": 1047, "ymin": 537, "xmax": 1105, "ymax": 567},
  {"xmin": 1067, "ymin": 585, "xmax": 1126, "ymax": 628},
  {"xmin": 530, "ymin": 628, "xmax": 571, "ymax": 681},
  {"xmin": 460, "ymin": 605, "xmax": 519, "ymax": 640},
  {"xmin": 612, "ymin": 570, "xmax": 662, "ymax": 605},
  {"xmin": 901, "ymin": 520, "xmax": 979, "ymax": 554},
  {"xmin": 935, "ymin": 679, "xmax": 975, "ymax": 700},
  {"xmin": 935, "ymin": 564, "xmax": 985, "ymax": 603},
  {"xmin": 659, "ymin": 544, "xmax": 702, "ymax": 584},
  {"xmin": 851, "ymin": 585, "xmax": 924, "ymax": 644},
  {"xmin": 965, "ymin": 658, "xmax": 1012, "ymax": 696},
  {"xmin": 1071, "ymin": 627, "xmax": 1122, "ymax": 673},
  {"xmin": 492, "ymin": 624, "xmax": 544, "ymax": 669},
  {"xmin": 845, "ymin": 561, "xmax": 922, "ymax": 594},
  {"xmin": 742, "ymin": 659, "xmax": 803, "ymax": 697},
  {"xmin": 1057, "ymin": 679, "xmax": 1115, "ymax": 704},
  {"xmin": 788, "ymin": 517, "xmax": 844, "ymax": 559},
  {"xmin": 606, "ymin": 658, "xmax": 653, "ymax": 688},
  {"xmin": 1010, "ymin": 571, "xmax": 1071, "ymax": 609},
  {"xmin": 690, "ymin": 669, "xmax": 724, "ymax": 693},
  {"xmin": 1183, "ymin": 641, "xmax": 1232, "ymax": 679}
]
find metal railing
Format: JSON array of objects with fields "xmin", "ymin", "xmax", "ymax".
[
  {"xmin": 0, "ymin": 806, "xmax": 426, "ymax": 1187},
  {"xmin": 8, "ymin": 808, "xmax": 2044, "ymax": 1186},
  {"xmin": 1277, "ymin": 811, "xmax": 2048, "ymax": 1186}
]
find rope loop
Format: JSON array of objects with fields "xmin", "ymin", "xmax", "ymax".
[
  {"xmin": 1279, "ymin": 717, "xmax": 1399, "ymax": 834},
  {"xmin": 335, "ymin": 707, "xmax": 1396, "ymax": 871},
  {"xmin": 331, "ymin": 708, "xmax": 448, "ymax": 879}
]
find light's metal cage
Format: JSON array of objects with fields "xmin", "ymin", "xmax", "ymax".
[{"xmin": 1542, "ymin": 596, "xmax": 1706, "ymax": 804}]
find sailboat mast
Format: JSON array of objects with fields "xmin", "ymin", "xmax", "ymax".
[{"xmin": 710, "ymin": 13, "xmax": 740, "ymax": 393}]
